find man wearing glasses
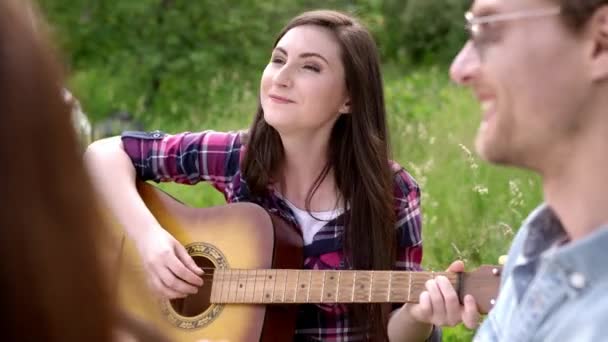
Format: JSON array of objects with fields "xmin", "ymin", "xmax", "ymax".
[{"xmin": 388, "ymin": 0, "xmax": 608, "ymax": 341}]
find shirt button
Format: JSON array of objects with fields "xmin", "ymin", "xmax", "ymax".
[{"xmin": 569, "ymin": 272, "xmax": 586, "ymax": 289}]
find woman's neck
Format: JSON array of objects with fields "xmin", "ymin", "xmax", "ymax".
[{"xmin": 277, "ymin": 133, "xmax": 339, "ymax": 211}]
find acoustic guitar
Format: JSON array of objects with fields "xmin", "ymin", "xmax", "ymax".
[{"xmin": 112, "ymin": 181, "xmax": 501, "ymax": 341}]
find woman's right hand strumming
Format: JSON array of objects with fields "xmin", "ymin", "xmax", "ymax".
[
  {"xmin": 136, "ymin": 225, "xmax": 204, "ymax": 299},
  {"xmin": 84, "ymin": 136, "xmax": 203, "ymax": 299}
]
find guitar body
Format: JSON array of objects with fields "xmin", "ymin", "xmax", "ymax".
[{"xmin": 114, "ymin": 182, "xmax": 303, "ymax": 341}]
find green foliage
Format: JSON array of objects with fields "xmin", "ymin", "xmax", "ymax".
[
  {"xmin": 380, "ymin": 0, "xmax": 471, "ymax": 64},
  {"xmin": 39, "ymin": 0, "xmax": 471, "ymax": 124}
]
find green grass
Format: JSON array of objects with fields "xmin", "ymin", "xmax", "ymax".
[{"xmin": 87, "ymin": 65, "xmax": 542, "ymax": 340}]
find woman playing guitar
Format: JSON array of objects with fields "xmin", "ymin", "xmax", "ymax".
[{"xmin": 85, "ymin": 10, "xmax": 479, "ymax": 341}]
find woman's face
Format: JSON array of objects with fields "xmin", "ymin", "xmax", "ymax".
[{"xmin": 260, "ymin": 25, "xmax": 350, "ymax": 137}]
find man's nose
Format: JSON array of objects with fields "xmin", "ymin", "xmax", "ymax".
[{"xmin": 450, "ymin": 41, "xmax": 480, "ymax": 86}]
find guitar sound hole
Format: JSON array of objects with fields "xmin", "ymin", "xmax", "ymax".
[{"xmin": 169, "ymin": 255, "xmax": 215, "ymax": 317}]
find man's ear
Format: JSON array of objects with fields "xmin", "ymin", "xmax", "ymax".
[
  {"xmin": 590, "ymin": 6, "xmax": 608, "ymax": 82},
  {"xmin": 339, "ymin": 98, "xmax": 351, "ymax": 115}
]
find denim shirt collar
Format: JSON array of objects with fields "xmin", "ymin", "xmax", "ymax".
[
  {"xmin": 521, "ymin": 203, "xmax": 608, "ymax": 289},
  {"xmin": 522, "ymin": 204, "xmax": 566, "ymax": 258}
]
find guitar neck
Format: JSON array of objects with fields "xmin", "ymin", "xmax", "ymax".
[{"xmin": 210, "ymin": 269, "xmax": 458, "ymax": 304}]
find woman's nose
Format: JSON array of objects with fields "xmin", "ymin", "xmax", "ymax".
[{"xmin": 272, "ymin": 64, "xmax": 293, "ymax": 88}]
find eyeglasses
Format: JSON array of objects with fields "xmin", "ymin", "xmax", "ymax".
[{"xmin": 465, "ymin": 7, "xmax": 561, "ymax": 56}]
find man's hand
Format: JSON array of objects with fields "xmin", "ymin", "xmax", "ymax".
[{"xmin": 406, "ymin": 260, "xmax": 481, "ymax": 329}]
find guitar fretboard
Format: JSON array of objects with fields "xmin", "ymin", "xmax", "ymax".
[{"xmin": 209, "ymin": 269, "xmax": 458, "ymax": 304}]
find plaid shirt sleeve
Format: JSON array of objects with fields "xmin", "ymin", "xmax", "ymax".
[
  {"xmin": 391, "ymin": 163, "xmax": 443, "ymax": 342},
  {"xmin": 120, "ymin": 130, "xmax": 244, "ymax": 192},
  {"xmin": 392, "ymin": 163, "xmax": 423, "ymax": 272}
]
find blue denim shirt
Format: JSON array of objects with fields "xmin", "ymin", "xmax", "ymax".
[{"xmin": 474, "ymin": 204, "xmax": 608, "ymax": 341}]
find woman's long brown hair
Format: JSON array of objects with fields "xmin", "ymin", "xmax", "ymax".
[
  {"xmin": 242, "ymin": 10, "xmax": 396, "ymax": 341},
  {"xmin": 0, "ymin": 1, "xmax": 144, "ymax": 341}
]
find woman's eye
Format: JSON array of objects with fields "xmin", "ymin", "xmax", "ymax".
[{"xmin": 304, "ymin": 64, "xmax": 320, "ymax": 72}]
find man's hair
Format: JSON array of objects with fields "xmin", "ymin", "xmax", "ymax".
[{"xmin": 557, "ymin": 0, "xmax": 608, "ymax": 31}]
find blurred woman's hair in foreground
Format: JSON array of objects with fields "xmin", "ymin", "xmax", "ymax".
[{"xmin": 0, "ymin": 1, "xmax": 169, "ymax": 340}]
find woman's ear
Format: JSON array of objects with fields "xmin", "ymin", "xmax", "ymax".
[
  {"xmin": 590, "ymin": 6, "xmax": 608, "ymax": 82},
  {"xmin": 339, "ymin": 98, "xmax": 351, "ymax": 115}
]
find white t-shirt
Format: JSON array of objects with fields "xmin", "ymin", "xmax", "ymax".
[{"xmin": 283, "ymin": 200, "xmax": 343, "ymax": 245}]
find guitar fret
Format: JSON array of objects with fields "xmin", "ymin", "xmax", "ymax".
[
  {"xmin": 263, "ymin": 269, "xmax": 270, "ymax": 303},
  {"xmin": 224, "ymin": 270, "xmax": 230, "ymax": 303},
  {"xmin": 271, "ymin": 270, "xmax": 276, "ymax": 303},
  {"xmin": 264, "ymin": 270, "xmax": 270, "ymax": 303},
  {"xmin": 262, "ymin": 270, "xmax": 267, "ymax": 303},
  {"xmin": 407, "ymin": 272, "xmax": 412, "ymax": 302},
  {"xmin": 336, "ymin": 271, "xmax": 341, "ymax": 303},
  {"xmin": 285, "ymin": 270, "xmax": 296, "ymax": 302},
  {"xmin": 282, "ymin": 270, "xmax": 287, "ymax": 303},
  {"xmin": 306, "ymin": 271, "xmax": 311, "ymax": 302},
  {"xmin": 387, "ymin": 271, "xmax": 392, "ymax": 301},
  {"xmin": 250, "ymin": 270, "xmax": 256, "ymax": 303},
  {"xmin": 242, "ymin": 270, "xmax": 250, "ymax": 303},
  {"xmin": 256, "ymin": 269, "xmax": 262, "ymax": 303},
  {"xmin": 241, "ymin": 270, "xmax": 246, "ymax": 302},
  {"xmin": 341, "ymin": 271, "xmax": 354, "ymax": 302},
  {"xmin": 351, "ymin": 271, "xmax": 356, "ymax": 302},
  {"xmin": 230, "ymin": 270, "xmax": 238, "ymax": 303},
  {"xmin": 230, "ymin": 270, "xmax": 236, "ymax": 303},
  {"xmin": 227, "ymin": 270, "xmax": 232, "ymax": 302},
  {"xmin": 253, "ymin": 269, "xmax": 259, "ymax": 303},
  {"xmin": 272, "ymin": 270, "xmax": 284, "ymax": 302},
  {"xmin": 320, "ymin": 271, "xmax": 338, "ymax": 303},
  {"xmin": 244, "ymin": 270, "xmax": 250, "ymax": 302},
  {"xmin": 248, "ymin": 270, "xmax": 254, "ymax": 303},
  {"xmin": 320, "ymin": 271, "xmax": 326, "ymax": 302},
  {"xmin": 329, "ymin": 271, "xmax": 338, "ymax": 302},
  {"xmin": 369, "ymin": 271, "xmax": 374, "ymax": 302},
  {"xmin": 236, "ymin": 270, "xmax": 242, "ymax": 302},
  {"xmin": 354, "ymin": 272, "xmax": 371, "ymax": 302},
  {"xmin": 307, "ymin": 271, "xmax": 323, "ymax": 302},
  {"xmin": 296, "ymin": 270, "xmax": 311, "ymax": 302},
  {"xmin": 295, "ymin": 270, "xmax": 301, "ymax": 303},
  {"xmin": 374, "ymin": 271, "xmax": 390, "ymax": 302},
  {"xmin": 234, "ymin": 270, "xmax": 239, "ymax": 303},
  {"xmin": 262, "ymin": 270, "xmax": 268, "ymax": 303},
  {"xmin": 260, "ymin": 269, "xmax": 267, "ymax": 303}
]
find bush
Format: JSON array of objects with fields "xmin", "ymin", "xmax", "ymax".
[{"xmin": 380, "ymin": 0, "xmax": 470, "ymax": 65}]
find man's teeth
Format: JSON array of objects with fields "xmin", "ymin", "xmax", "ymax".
[{"xmin": 481, "ymin": 101, "xmax": 494, "ymax": 112}]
